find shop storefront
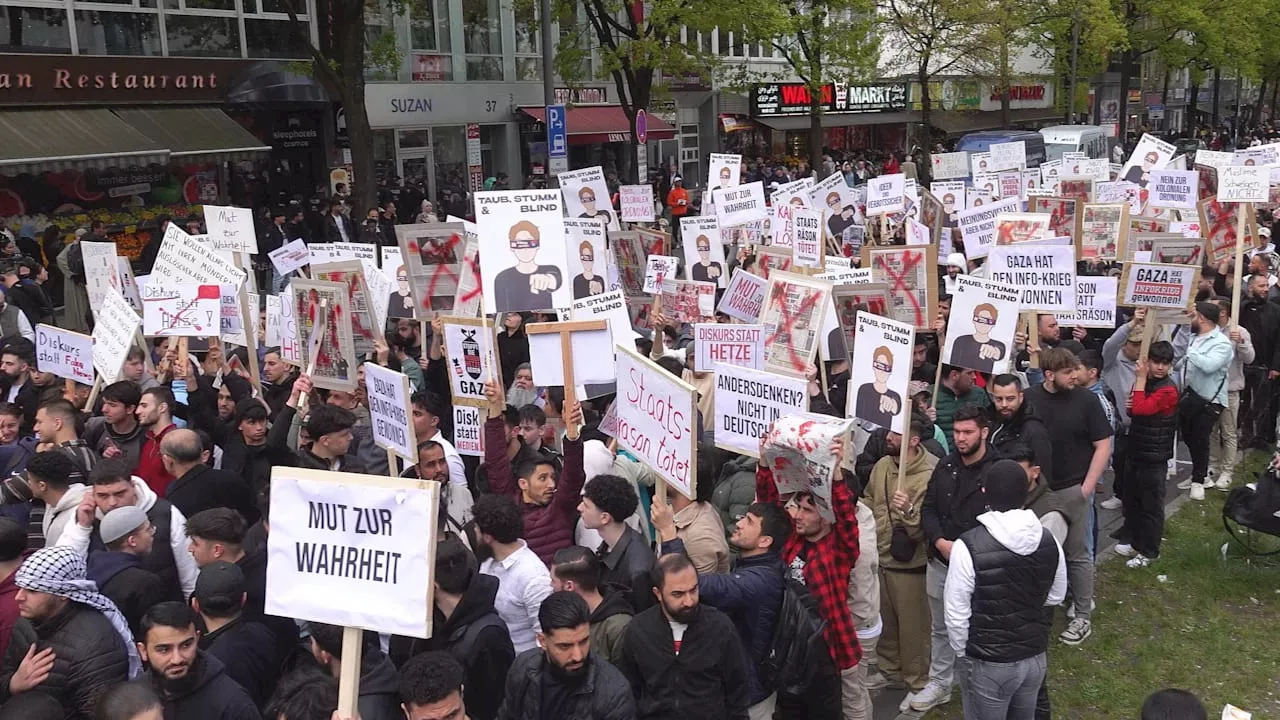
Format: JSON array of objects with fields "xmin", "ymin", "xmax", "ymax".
[
  {"xmin": 517, "ymin": 102, "xmax": 676, "ymax": 184},
  {"xmin": 745, "ymin": 82, "xmax": 916, "ymax": 159},
  {"xmin": 919, "ymin": 79, "xmax": 1061, "ymax": 138}
]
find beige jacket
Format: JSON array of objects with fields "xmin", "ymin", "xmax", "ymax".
[{"xmin": 673, "ymin": 500, "xmax": 730, "ymax": 574}]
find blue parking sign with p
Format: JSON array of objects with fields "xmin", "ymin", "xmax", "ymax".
[{"xmin": 547, "ymin": 104, "xmax": 567, "ymax": 158}]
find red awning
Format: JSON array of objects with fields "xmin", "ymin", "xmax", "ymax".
[{"xmin": 520, "ymin": 105, "xmax": 675, "ymax": 145}]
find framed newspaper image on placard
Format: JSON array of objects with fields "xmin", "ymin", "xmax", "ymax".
[
  {"xmin": 831, "ymin": 282, "xmax": 891, "ymax": 359},
  {"xmin": 395, "ymin": 222, "xmax": 464, "ymax": 316},
  {"xmin": 1149, "ymin": 237, "xmax": 1206, "ymax": 266},
  {"xmin": 759, "ymin": 271, "xmax": 832, "ymax": 378},
  {"xmin": 861, "ymin": 244, "xmax": 938, "ymax": 331},
  {"xmin": 1029, "ymin": 197, "xmax": 1081, "ymax": 242},
  {"xmin": 1079, "ymin": 202, "xmax": 1130, "ymax": 261},
  {"xmin": 291, "ymin": 278, "xmax": 358, "ymax": 391}
]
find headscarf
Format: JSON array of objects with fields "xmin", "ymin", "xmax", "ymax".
[{"xmin": 16, "ymin": 546, "xmax": 143, "ymax": 677}]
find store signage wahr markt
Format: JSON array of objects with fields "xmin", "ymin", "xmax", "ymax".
[{"xmin": 750, "ymin": 82, "xmax": 909, "ymax": 117}]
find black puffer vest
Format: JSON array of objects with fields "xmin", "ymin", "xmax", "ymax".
[
  {"xmin": 962, "ymin": 524, "xmax": 1058, "ymax": 663},
  {"xmin": 1129, "ymin": 375, "xmax": 1179, "ymax": 463}
]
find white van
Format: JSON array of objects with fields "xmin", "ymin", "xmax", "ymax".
[{"xmin": 1040, "ymin": 125, "xmax": 1109, "ymax": 161}]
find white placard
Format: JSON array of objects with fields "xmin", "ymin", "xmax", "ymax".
[
  {"xmin": 986, "ymin": 244, "xmax": 1077, "ymax": 312},
  {"xmin": 528, "ymin": 328, "xmax": 616, "ymax": 387},
  {"xmin": 36, "ymin": 324, "xmax": 94, "ymax": 385},
  {"xmin": 92, "ymin": 292, "xmax": 139, "ymax": 384},
  {"xmin": 792, "ymin": 208, "xmax": 823, "ymax": 268},
  {"xmin": 204, "ymin": 204, "xmax": 258, "ymax": 254},
  {"xmin": 989, "ymin": 140, "xmax": 1027, "ymax": 172},
  {"xmin": 442, "ymin": 321, "xmax": 496, "ymax": 406},
  {"xmin": 1195, "ymin": 150, "xmax": 1235, "ymax": 169},
  {"xmin": 116, "ymin": 257, "xmax": 142, "ymax": 315},
  {"xmin": 848, "ymin": 312, "xmax": 914, "ymax": 433},
  {"xmin": 931, "ymin": 151, "xmax": 970, "ymax": 180},
  {"xmin": 693, "ymin": 324, "xmax": 764, "ymax": 372},
  {"xmin": 815, "ymin": 267, "xmax": 874, "ymax": 283},
  {"xmin": 681, "ymin": 216, "xmax": 727, "ymax": 288},
  {"xmin": 266, "ymin": 468, "xmax": 438, "ymax": 638},
  {"xmin": 278, "ymin": 285, "xmax": 301, "ymax": 363},
  {"xmin": 1121, "ymin": 263, "xmax": 1197, "ymax": 308},
  {"xmin": 453, "ymin": 405, "xmax": 484, "ymax": 457},
  {"xmin": 361, "ymin": 258, "xmax": 392, "ymax": 332},
  {"xmin": 219, "ymin": 285, "xmax": 246, "ymax": 346},
  {"xmin": 713, "ymin": 181, "xmax": 768, "ymax": 228},
  {"xmin": 708, "ymin": 153, "xmax": 742, "ymax": 190},
  {"xmin": 825, "ymin": 255, "xmax": 852, "ymax": 269},
  {"xmin": 570, "ymin": 289, "xmax": 633, "ymax": 349},
  {"xmin": 266, "ymin": 294, "xmax": 283, "ymax": 346},
  {"xmin": 564, "ymin": 218, "xmax": 610, "ymax": 300},
  {"xmin": 331, "ymin": 242, "xmax": 377, "ymax": 263},
  {"xmin": 971, "ymin": 151, "xmax": 992, "ymax": 177},
  {"xmin": 270, "ymin": 239, "xmax": 311, "ymax": 276},
  {"xmin": 142, "ymin": 283, "xmax": 221, "ymax": 337},
  {"xmin": 381, "ymin": 247, "xmax": 403, "ymax": 281},
  {"xmin": 906, "ymin": 218, "xmax": 931, "ymax": 246},
  {"xmin": 475, "ymin": 188, "xmax": 570, "ymax": 313},
  {"xmin": 1170, "ymin": 220, "xmax": 1202, "ymax": 238},
  {"xmin": 643, "ymin": 255, "xmax": 680, "ymax": 294},
  {"xmin": 82, "ymin": 241, "xmax": 122, "ymax": 315},
  {"xmin": 559, "ymin": 166, "xmax": 618, "ymax": 231},
  {"xmin": 717, "ymin": 269, "xmax": 767, "ymax": 322},
  {"xmin": 614, "ymin": 345, "xmax": 697, "ymax": 500},
  {"xmin": 1119, "ymin": 133, "xmax": 1176, "ymax": 187},
  {"xmin": 1218, "ymin": 165, "xmax": 1269, "ymax": 203},
  {"xmin": 1056, "ymin": 276, "xmax": 1117, "ymax": 328},
  {"xmin": 940, "ymin": 276, "xmax": 1021, "ymax": 374},
  {"xmin": 619, "ymin": 185, "xmax": 655, "ymax": 223},
  {"xmin": 866, "ymin": 173, "xmax": 906, "ymax": 216},
  {"xmin": 365, "ymin": 363, "xmax": 417, "ymax": 462},
  {"xmin": 713, "ymin": 364, "xmax": 807, "ymax": 457},
  {"xmin": 1148, "ymin": 170, "xmax": 1199, "ymax": 210},
  {"xmin": 152, "ymin": 226, "xmax": 247, "ymax": 289},
  {"xmin": 955, "ymin": 196, "xmax": 1022, "ymax": 259}
]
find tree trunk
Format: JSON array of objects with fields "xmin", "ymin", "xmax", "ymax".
[
  {"xmin": 999, "ymin": 40, "xmax": 1011, "ymax": 129},
  {"xmin": 1254, "ymin": 77, "xmax": 1269, "ymax": 129},
  {"xmin": 1117, "ymin": 50, "xmax": 1133, "ymax": 142},
  {"xmin": 809, "ymin": 94, "xmax": 824, "ymax": 177},
  {"xmin": 1188, "ymin": 80, "xmax": 1199, "ymax": 133},
  {"xmin": 1270, "ymin": 77, "xmax": 1279, "ymax": 122},
  {"xmin": 1160, "ymin": 69, "xmax": 1170, "ymax": 133},
  {"xmin": 919, "ymin": 62, "xmax": 932, "ymax": 164},
  {"xmin": 1211, "ymin": 67, "xmax": 1221, "ymax": 128}
]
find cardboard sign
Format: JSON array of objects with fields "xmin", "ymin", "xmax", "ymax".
[
  {"xmin": 713, "ymin": 365, "xmax": 807, "ymax": 457},
  {"xmin": 759, "ymin": 271, "xmax": 832, "ymax": 377},
  {"xmin": 1195, "ymin": 150, "xmax": 1235, "ymax": 169},
  {"xmin": 792, "ymin": 207, "xmax": 824, "ymax": 268},
  {"xmin": 619, "ymin": 185, "xmax": 655, "ymax": 223},
  {"xmin": 1218, "ymin": 165, "xmax": 1269, "ymax": 203},
  {"xmin": 558, "ymin": 166, "xmax": 619, "ymax": 231},
  {"xmin": 116, "ymin": 257, "xmax": 142, "ymax": 315},
  {"xmin": 92, "ymin": 292, "xmax": 140, "ymax": 384},
  {"xmin": 142, "ymin": 283, "xmax": 221, "ymax": 337},
  {"xmin": 1056, "ymin": 276, "xmax": 1118, "ymax": 328},
  {"xmin": 1148, "ymin": 170, "xmax": 1199, "ymax": 210},
  {"xmin": 570, "ymin": 289, "xmax": 633, "ymax": 351},
  {"xmin": 848, "ymin": 312, "xmax": 914, "ymax": 433},
  {"xmin": 441, "ymin": 317, "xmax": 497, "ymax": 408},
  {"xmin": 1119, "ymin": 262, "xmax": 1199, "ymax": 309},
  {"xmin": 266, "ymin": 467, "xmax": 439, "ymax": 638},
  {"xmin": 866, "ymin": 173, "xmax": 906, "ymax": 216},
  {"xmin": 475, "ymin": 189, "xmax": 570, "ymax": 313},
  {"xmin": 643, "ymin": 255, "xmax": 679, "ymax": 294},
  {"xmin": 152, "ymin": 226, "xmax": 247, "ymax": 289},
  {"xmin": 718, "ymin": 269, "xmax": 767, "ymax": 322},
  {"xmin": 660, "ymin": 278, "xmax": 716, "ymax": 323},
  {"xmin": 955, "ymin": 196, "xmax": 1022, "ymax": 259},
  {"xmin": 292, "ymin": 278, "xmax": 359, "ymax": 391},
  {"xmin": 941, "ymin": 276, "xmax": 1021, "ymax": 374},
  {"xmin": 204, "ymin": 204, "xmax": 258, "ymax": 254},
  {"xmin": 614, "ymin": 344, "xmax": 698, "ymax": 500},
  {"xmin": 986, "ymin": 244, "xmax": 1076, "ymax": 312},
  {"xmin": 82, "ymin": 240, "xmax": 122, "ymax": 315},
  {"xmin": 713, "ymin": 181, "xmax": 768, "ymax": 228},
  {"xmin": 931, "ymin": 151, "xmax": 970, "ymax": 180},
  {"xmin": 863, "ymin": 245, "xmax": 939, "ymax": 330},
  {"xmin": 708, "ymin": 153, "xmax": 742, "ymax": 190},
  {"xmin": 680, "ymin": 216, "xmax": 727, "ymax": 288},
  {"xmin": 36, "ymin": 325, "xmax": 94, "ymax": 385},
  {"xmin": 270, "ymin": 239, "xmax": 311, "ymax": 276},
  {"xmin": 989, "ymin": 140, "xmax": 1027, "ymax": 172},
  {"xmin": 693, "ymin": 324, "xmax": 764, "ymax": 372},
  {"xmin": 364, "ymin": 363, "xmax": 418, "ymax": 463}
]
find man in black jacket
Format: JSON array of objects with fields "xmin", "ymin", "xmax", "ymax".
[
  {"xmin": 191, "ymin": 561, "xmax": 277, "ymax": 707},
  {"xmin": 160, "ymin": 429, "xmax": 255, "ymax": 522},
  {"xmin": 310, "ymin": 622, "xmax": 402, "ymax": 720},
  {"xmin": 389, "ymin": 536, "xmax": 513, "ymax": 720},
  {"xmin": 137, "ymin": 602, "xmax": 259, "ymax": 720},
  {"xmin": 323, "ymin": 198, "xmax": 356, "ymax": 244},
  {"xmin": 987, "ymin": 374, "xmax": 1055, "ymax": 487},
  {"xmin": 616, "ymin": 553, "xmax": 749, "ymax": 720},
  {"xmin": 578, "ymin": 474, "xmax": 654, "ymax": 611},
  {"xmin": 1238, "ymin": 273, "xmax": 1280, "ymax": 447},
  {"xmin": 0, "ymin": 341, "xmax": 39, "ymax": 435},
  {"xmin": 496, "ymin": 591, "xmax": 634, "ymax": 720},
  {"xmin": 84, "ymin": 506, "xmax": 166, "ymax": 637}
]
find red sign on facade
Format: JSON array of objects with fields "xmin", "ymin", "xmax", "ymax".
[{"xmin": 989, "ymin": 85, "xmax": 1046, "ymax": 102}]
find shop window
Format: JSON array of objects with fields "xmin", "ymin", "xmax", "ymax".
[
  {"xmin": 0, "ymin": 6, "xmax": 72, "ymax": 53},
  {"xmin": 75, "ymin": 10, "xmax": 161, "ymax": 55},
  {"xmin": 165, "ymin": 14, "xmax": 241, "ymax": 56},
  {"xmin": 399, "ymin": 129, "xmax": 430, "ymax": 149},
  {"xmin": 409, "ymin": 0, "xmax": 449, "ymax": 52},
  {"xmin": 245, "ymin": 17, "xmax": 308, "ymax": 58},
  {"xmin": 516, "ymin": 58, "xmax": 540, "ymax": 81},
  {"xmin": 433, "ymin": 125, "xmax": 467, "ymax": 204}
]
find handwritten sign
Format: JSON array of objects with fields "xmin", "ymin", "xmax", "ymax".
[
  {"xmin": 643, "ymin": 255, "xmax": 679, "ymax": 294},
  {"xmin": 713, "ymin": 365, "xmax": 807, "ymax": 458},
  {"xmin": 92, "ymin": 292, "xmax": 139, "ymax": 384},
  {"xmin": 619, "ymin": 185, "xmax": 655, "ymax": 223},
  {"xmin": 365, "ymin": 363, "xmax": 417, "ymax": 462},
  {"xmin": 693, "ymin": 324, "xmax": 764, "ymax": 372},
  {"xmin": 614, "ymin": 344, "xmax": 698, "ymax": 500},
  {"xmin": 82, "ymin": 241, "xmax": 122, "ymax": 315},
  {"xmin": 1148, "ymin": 170, "xmax": 1198, "ymax": 210},
  {"xmin": 1056, "ymin": 276, "xmax": 1117, "ymax": 328},
  {"xmin": 36, "ymin": 325, "xmax": 94, "ymax": 385},
  {"xmin": 152, "ymin": 225, "xmax": 247, "ymax": 289},
  {"xmin": 204, "ymin": 204, "xmax": 258, "ymax": 254},
  {"xmin": 718, "ymin": 269, "xmax": 767, "ymax": 322},
  {"xmin": 1218, "ymin": 165, "xmax": 1269, "ymax": 203},
  {"xmin": 931, "ymin": 151, "xmax": 969, "ymax": 180},
  {"xmin": 986, "ymin": 244, "xmax": 1077, "ymax": 312},
  {"xmin": 270, "ymin": 239, "xmax": 311, "ymax": 276},
  {"xmin": 989, "ymin": 140, "xmax": 1027, "ymax": 172},
  {"xmin": 142, "ymin": 283, "xmax": 221, "ymax": 337}
]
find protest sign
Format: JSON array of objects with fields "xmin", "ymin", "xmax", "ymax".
[
  {"xmin": 452, "ymin": 235, "xmax": 483, "ymax": 318},
  {"xmin": 808, "ymin": 172, "xmax": 858, "ymax": 238},
  {"xmin": 1119, "ymin": 133, "xmax": 1176, "ymax": 187},
  {"xmin": 816, "ymin": 267, "xmax": 874, "ymax": 284},
  {"xmin": 931, "ymin": 151, "xmax": 969, "ymax": 180},
  {"xmin": 989, "ymin": 140, "xmax": 1027, "ymax": 171},
  {"xmin": 997, "ymin": 171, "xmax": 1023, "ymax": 200},
  {"xmin": 266, "ymin": 467, "xmax": 439, "ymax": 639},
  {"xmin": 142, "ymin": 283, "xmax": 221, "ymax": 337},
  {"xmin": 92, "ymin": 292, "xmax": 140, "ymax": 384},
  {"xmin": 693, "ymin": 324, "xmax": 764, "ymax": 372},
  {"xmin": 1080, "ymin": 203, "xmax": 1130, "ymax": 260},
  {"xmin": 152, "ymin": 226, "xmax": 247, "ymax": 289},
  {"xmin": 218, "ymin": 285, "xmax": 246, "ymax": 346},
  {"xmin": 364, "ymin": 363, "xmax": 418, "ymax": 463},
  {"xmin": 866, "ymin": 173, "xmax": 906, "ymax": 216},
  {"xmin": 1195, "ymin": 149, "xmax": 1235, "ymax": 169},
  {"xmin": 771, "ymin": 178, "xmax": 814, "ymax": 249},
  {"xmin": 36, "ymin": 324, "xmax": 94, "ymax": 385},
  {"xmin": 619, "ymin": 185, "xmax": 655, "ymax": 223},
  {"xmin": 475, "ymin": 189, "xmax": 570, "ymax": 313},
  {"xmin": 680, "ymin": 216, "xmax": 727, "ymax": 288},
  {"xmin": 986, "ymin": 243, "xmax": 1076, "ymax": 312},
  {"xmin": 453, "ymin": 405, "xmax": 484, "ymax": 457},
  {"xmin": 277, "ymin": 286, "xmax": 301, "ymax": 364},
  {"xmin": 396, "ymin": 222, "xmax": 466, "ymax": 316},
  {"xmin": 441, "ymin": 316, "xmax": 498, "ymax": 408},
  {"xmin": 292, "ymin": 278, "xmax": 358, "ymax": 391},
  {"xmin": 360, "ymin": 258, "xmax": 392, "ymax": 333},
  {"xmin": 1150, "ymin": 237, "xmax": 1205, "ymax": 265},
  {"xmin": 708, "ymin": 153, "xmax": 742, "ymax": 191},
  {"xmin": 564, "ymin": 218, "xmax": 610, "ymax": 300},
  {"xmin": 270, "ymin": 239, "xmax": 311, "ymax": 276},
  {"xmin": 848, "ymin": 312, "xmax": 914, "ymax": 433},
  {"xmin": 1118, "ymin": 262, "xmax": 1199, "ymax": 309},
  {"xmin": 1028, "ymin": 197, "xmax": 1081, "ymax": 241},
  {"xmin": 527, "ymin": 319, "xmax": 615, "ymax": 391},
  {"xmin": 266, "ymin": 294, "xmax": 283, "ymax": 346},
  {"xmin": 1199, "ymin": 199, "xmax": 1256, "ymax": 263},
  {"xmin": 612, "ymin": 229, "xmax": 661, "ymax": 295},
  {"xmin": 660, "ymin": 278, "xmax": 716, "ymax": 323},
  {"xmin": 116, "ymin": 258, "xmax": 142, "ymax": 315},
  {"xmin": 313, "ymin": 261, "xmax": 378, "ymax": 356},
  {"xmin": 713, "ymin": 181, "xmax": 767, "ymax": 228},
  {"xmin": 971, "ymin": 151, "xmax": 992, "ymax": 177},
  {"xmin": 643, "ymin": 254, "xmax": 679, "ymax": 294},
  {"xmin": 863, "ymin": 244, "xmax": 938, "ymax": 329},
  {"xmin": 1218, "ymin": 165, "xmax": 1270, "ymax": 203},
  {"xmin": 760, "ymin": 271, "xmax": 832, "ymax": 377},
  {"xmin": 1148, "ymin": 170, "xmax": 1199, "ymax": 210},
  {"xmin": 82, "ymin": 240, "xmax": 122, "ymax": 315},
  {"xmin": 713, "ymin": 365, "xmax": 807, "ymax": 457},
  {"xmin": 308, "ymin": 243, "xmax": 334, "ymax": 265},
  {"xmin": 204, "ymin": 204, "xmax": 258, "ymax": 254},
  {"xmin": 792, "ymin": 207, "xmax": 824, "ymax": 269},
  {"xmin": 763, "ymin": 413, "xmax": 854, "ymax": 523},
  {"xmin": 955, "ymin": 196, "xmax": 1021, "ymax": 259},
  {"xmin": 558, "ymin": 166, "xmax": 618, "ymax": 231},
  {"xmin": 1056, "ymin": 276, "xmax": 1118, "ymax": 328},
  {"xmin": 381, "ymin": 247, "xmax": 403, "ymax": 278},
  {"xmin": 614, "ymin": 344, "xmax": 698, "ymax": 499},
  {"xmin": 825, "ymin": 255, "xmax": 852, "ymax": 269},
  {"xmin": 993, "ymin": 212, "xmax": 1052, "ymax": 246},
  {"xmin": 570, "ymin": 289, "xmax": 633, "ymax": 350},
  {"xmin": 941, "ymin": 276, "xmax": 1021, "ymax": 374},
  {"xmin": 1169, "ymin": 220, "xmax": 1202, "ymax": 238},
  {"xmin": 718, "ymin": 269, "xmax": 767, "ymax": 322}
]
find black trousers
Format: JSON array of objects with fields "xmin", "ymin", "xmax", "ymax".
[
  {"xmin": 1118, "ymin": 459, "xmax": 1168, "ymax": 558},
  {"xmin": 1240, "ymin": 367, "xmax": 1275, "ymax": 446},
  {"xmin": 1179, "ymin": 403, "xmax": 1218, "ymax": 484},
  {"xmin": 1110, "ymin": 430, "xmax": 1131, "ymax": 500}
]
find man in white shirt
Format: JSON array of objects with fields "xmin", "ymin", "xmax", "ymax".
[{"xmin": 474, "ymin": 493, "xmax": 552, "ymax": 653}]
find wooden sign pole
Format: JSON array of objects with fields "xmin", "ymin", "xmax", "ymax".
[
  {"xmin": 1230, "ymin": 202, "xmax": 1247, "ymax": 328},
  {"xmin": 175, "ymin": 337, "xmax": 189, "ymax": 380},
  {"xmin": 1137, "ymin": 314, "xmax": 1157, "ymax": 362},
  {"xmin": 336, "ymin": 626, "xmax": 364, "ymax": 718},
  {"xmin": 895, "ymin": 397, "xmax": 912, "ymax": 494},
  {"xmin": 297, "ymin": 298, "xmax": 330, "ymax": 416},
  {"xmin": 231, "ymin": 255, "xmax": 263, "ymax": 397},
  {"xmin": 1023, "ymin": 312, "xmax": 1041, "ymax": 370},
  {"xmin": 84, "ymin": 377, "xmax": 103, "ymax": 410}
]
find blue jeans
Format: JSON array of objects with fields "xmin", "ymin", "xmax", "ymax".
[{"xmin": 959, "ymin": 653, "xmax": 1047, "ymax": 720}]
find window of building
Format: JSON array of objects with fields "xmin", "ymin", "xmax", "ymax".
[
  {"xmin": 462, "ymin": 0, "xmax": 502, "ymax": 80},
  {"xmin": 75, "ymin": 9, "xmax": 162, "ymax": 55},
  {"xmin": 244, "ymin": 17, "xmax": 307, "ymax": 58},
  {"xmin": 514, "ymin": 1, "xmax": 539, "ymax": 81},
  {"xmin": 409, "ymin": 0, "xmax": 449, "ymax": 52},
  {"xmin": 680, "ymin": 122, "xmax": 700, "ymax": 186},
  {"xmin": 165, "ymin": 14, "xmax": 241, "ymax": 56},
  {"xmin": 363, "ymin": 0, "xmax": 396, "ymax": 79},
  {"xmin": 0, "ymin": 5, "xmax": 73, "ymax": 53}
]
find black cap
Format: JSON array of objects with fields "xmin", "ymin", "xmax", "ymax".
[
  {"xmin": 1195, "ymin": 300, "xmax": 1220, "ymax": 324},
  {"xmin": 194, "ymin": 561, "xmax": 246, "ymax": 606}
]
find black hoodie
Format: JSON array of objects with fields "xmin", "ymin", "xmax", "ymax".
[
  {"xmin": 201, "ymin": 617, "xmax": 277, "ymax": 707},
  {"xmin": 147, "ymin": 652, "xmax": 259, "ymax": 720},
  {"xmin": 355, "ymin": 650, "xmax": 402, "ymax": 720},
  {"xmin": 988, "ymin": 397, "xmax": 1055, "ymax": 488},
  {"xmin": 921, "ymin": 442, "xmax": 1000, "ymax": 562},
  {"xmin": 85, "ymin": 551, "xmax": 166, "ymax": 637}
]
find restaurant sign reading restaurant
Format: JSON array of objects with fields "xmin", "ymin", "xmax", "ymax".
[
  {"xmin": 750, "ymin": 82, "xmax": 909, "ymax": 117},
  {"xmin": 0, "ymin": 55, "xmax": 268, "ymax": 106}
]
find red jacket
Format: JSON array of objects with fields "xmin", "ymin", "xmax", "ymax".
[
  {"xmin": 136, "ymin": 423, "xmax": 177, "ymax": 497},
  {"xmin": 483, "ymin": 417, "xmax": 585, "ymax": 564},
  {"xmin": 0, "ymin": 564, "xmax": 22, "ymax": 660}
]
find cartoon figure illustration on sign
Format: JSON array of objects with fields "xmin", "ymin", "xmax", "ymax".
[
  {"xmin": 493, "ymin": 220, "xmax": 562, "ymax": 312},
  {"xmin": 387, "ymin": 264, "xmax": 415, "ymax": 318},
  {"xmin": 577, "ymin": 186, "xmax": 613, "ymax": 230},
  {"xmin": 572, "ymin": 240, "xmax": 605, "ymax": 299},
  {"xmin": 854, "ymin": 345, "xmax": 902, "ymax": 428},
  {"xmin": 825, "ymin": 192, "xmax": 857, "ymax": 239},
  {"xmin": 950, "ymin": 302, "xmax": 1007, "ymax": 373},
  {"xmin": 690, "ymin": 235, "xmax": 723, "ymax": 284},
  {"xmin": 717, "ymin": 165, "xmax": 733, "ymax": 189},
  {"xmin": 1124, "ymin": 151, "xmax": 1160, "ymax": 187}
]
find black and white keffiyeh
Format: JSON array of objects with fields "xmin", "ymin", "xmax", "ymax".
[{"xmin": 16, "ymin": 546, "xmax": 143, "ymax": 677}]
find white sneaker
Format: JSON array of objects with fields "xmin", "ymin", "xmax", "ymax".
[
  {"xmin": 1060, "ymin": 617, "xmax": 1092, "ymax": 645},
  {"xmin": 1100, "ymin": 497, "xmax": 1123, "ymax": 510},
  {"xmin": 1190, "ymin": 483, "xmax": 1206, "ymax": 501},
  {"xmin": 1113, "ymin": 543, "xmax": 1136, "ymax": 557},
  {"xmin": 1215, "ymin": 470, "xmax": 1233, "ymax": 490},
  {"xmin": 899, "ymin": 691, "xmax": 915, "ymax": 713},
  {"xmin": 908, "ymin": 680, "xmax": 952, "ymax": 712},
  {"xmin": 1126, "ymin": 554, "xmax": 1152, "ymax": 568},
  {"xmin": 1176, "ymin": 478, "xmax": 1194, "ymax": 490}
]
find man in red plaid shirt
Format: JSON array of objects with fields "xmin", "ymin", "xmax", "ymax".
[{"xmin": 756, "ymin": 440, "xmax": 871, "ymax": 719}]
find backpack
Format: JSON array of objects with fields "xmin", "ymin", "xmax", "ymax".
[
  {"xmin": 1223, "ymin": 463, "xmax": 1280, "ymax": 540},
  {"xmin": 757, "ymin": 576, "xmax": 836, "ymax": 696}
]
